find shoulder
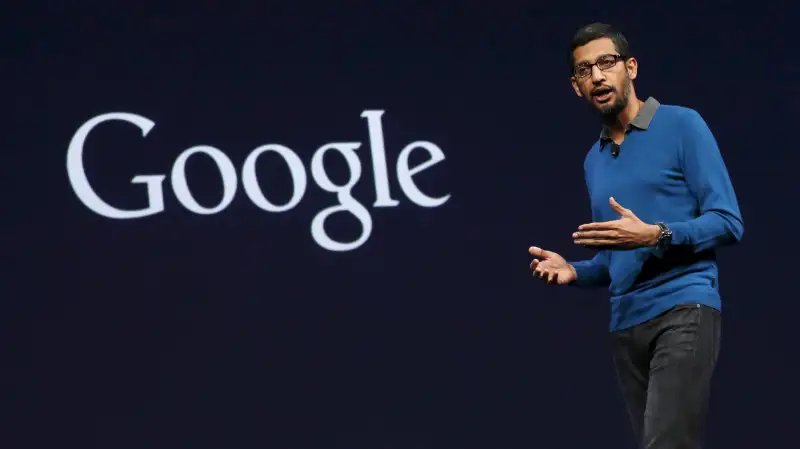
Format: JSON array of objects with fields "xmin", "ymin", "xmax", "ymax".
[
  {"xmin": 586, "ymin": 139, "xmax": 600, "ymax": 161},
  {"xmin": 583, "ymin": 140, "xmax": 602, "ymax": 168},
  {"xmin": 654, "ymin": 103, "xmax": 709, "ymax": 129},
  {"xmin": 655, "ymin": 104, "xmax": 720, "ymax": 159},
  {"xmin": 586, "ymin": 139, "xmax": 602, "ymax": 154}
]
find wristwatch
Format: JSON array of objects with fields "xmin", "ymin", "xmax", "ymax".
[{"xmin": 655, "ymin": 222, "xmax": 672, "ymax": 250}]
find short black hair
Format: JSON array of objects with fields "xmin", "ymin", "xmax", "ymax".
[{"xmin": 569, "ymin": 23, "xmax": 631, "ymax": 70}]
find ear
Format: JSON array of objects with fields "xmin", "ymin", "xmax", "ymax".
[
  {"xmin": 570, "ymin": 77, "xmax": 583, "ymax": 98},
  {"xmin": 625, "ymin": 57, "xmax": 638, "ymax": 80}
]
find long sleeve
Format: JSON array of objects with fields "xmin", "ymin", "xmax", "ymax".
[
  {"xmin": 665, "ymin": 110, "xmax": 744, "ymax": 252},
  {"xmin": 569, "ymin": 251, "xmax": 611, "ymax": 287}
]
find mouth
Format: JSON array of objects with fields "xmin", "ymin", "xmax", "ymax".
[{"xmin": 591, "ymin": 87, "xmax": 614, "ymax": 103}]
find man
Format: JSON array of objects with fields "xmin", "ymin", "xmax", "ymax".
[{"xmin": 528, "ymin": 23, "xmax": 744, "ymax": 448}]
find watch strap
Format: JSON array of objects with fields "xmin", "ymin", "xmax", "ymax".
[{"xmin": 655, "ymin": 222, "xmax": 672, "ymax": 249}]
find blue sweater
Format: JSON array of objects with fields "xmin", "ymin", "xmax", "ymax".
[{"xmin": 570, "ymin": 97, "xmax": 744, "ymax": 331}]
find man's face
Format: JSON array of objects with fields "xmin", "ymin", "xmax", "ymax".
[{"xmin": 570, "ymin": 37, "xmax": 637, "ymax": 116}]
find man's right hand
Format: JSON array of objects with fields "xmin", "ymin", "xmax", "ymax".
[{"xmin": 528, "ymin": 246, "xmax": 577, "ymax": 285}]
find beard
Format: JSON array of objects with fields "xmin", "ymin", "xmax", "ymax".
[{"xmin": 595, "ymin": 77, "xmax": 631, "ymax": 117}]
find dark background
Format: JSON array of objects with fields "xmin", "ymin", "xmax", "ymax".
[{"xmin": 4, "ymin": 2, "xmax": 798, "ymax": 448}]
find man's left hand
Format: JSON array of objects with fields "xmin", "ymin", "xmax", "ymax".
[{"xmin": 573, "ymin": 197, "xmax": 661, "ymax": 249}]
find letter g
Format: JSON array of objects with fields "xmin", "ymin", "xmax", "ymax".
[
  {"xmin": 66, "ymin": 112, "xmax": 166, "ymax": 218},
  {"xmin": 309, "ymin": 142, "xmax": 372, "ymax": 251}
]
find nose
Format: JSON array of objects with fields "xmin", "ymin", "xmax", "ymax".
[{"xmin": 590, "ymin": 65, "xmax": 606, "ymax": 83}]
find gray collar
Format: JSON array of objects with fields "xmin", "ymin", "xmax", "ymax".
[{"xmin": 599, "ymin": 96, "xmax": 660, "ymax": 142}]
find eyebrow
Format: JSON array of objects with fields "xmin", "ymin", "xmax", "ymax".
[
  {"xmin": 574, "ymin": 53, "xmax": 616, "ymax": 66},
  {"xmin": 574, "ymin": 56, "xmax": 599, "ymax": 65}
]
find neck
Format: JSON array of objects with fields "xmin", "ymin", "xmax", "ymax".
[{"xmin": 603, "ymin": 95, "xmax": 644, "ymax": 137}]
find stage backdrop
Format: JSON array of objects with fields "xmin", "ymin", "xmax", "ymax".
[{"xmin": 4, "ymin": 3, "xmax": 798, "ymax": 448}]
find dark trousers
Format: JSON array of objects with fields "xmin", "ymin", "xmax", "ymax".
[{"xmin": 611, "ymin": 303, "xmax": 721, "ymax": 449}]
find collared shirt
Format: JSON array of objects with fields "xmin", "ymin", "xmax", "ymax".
[{"xmin": 598, "ymin": 96, "xmax": 661, "ymax": 147}]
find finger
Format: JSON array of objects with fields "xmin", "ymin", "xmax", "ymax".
[
  {"xmin": 575, "ymin": 238, "xmax": 616, "ymax": 244},
  {"xmin": 529, "ymin": 259, "xmax": 540, "ymax": 270},
  {"xmin": 573, "ymin": 230, "xmax": 617, "ymax": 239},
  {"xmin": 577, "ymin": 221, "xmax": 618, "ymax": 231},
  {"xmin": 549, "ymin": 271, "xmax": 559, "ymax": 284},
  {"xmin": 574, "ymin": 238, "xmax": 618, "ymax": 246}
]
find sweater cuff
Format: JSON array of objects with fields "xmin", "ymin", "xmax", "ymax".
[
  {"xmin": 665, "ymin": 221, "xmax": 692, "ymax": 246},
  {"xmin": 569, "ymin": 260, "xmax": 599, "ymax": 287}
]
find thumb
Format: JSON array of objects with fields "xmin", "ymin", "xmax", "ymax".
[
  {"xmin": 528, "ymin": 246, "xmax": 551, "ymax": 258},
  {"xmin": 609, "ymin": 196, "xmax": 632, "ymax": 216}
]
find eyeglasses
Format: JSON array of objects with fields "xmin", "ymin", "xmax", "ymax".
[{"xmin": 573, "ymin": 54, "xmax": 627, "ymax": 79}]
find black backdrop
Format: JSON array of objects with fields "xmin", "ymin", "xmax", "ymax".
[{"xmin": 4, "ymin": 2, "xmax": 799, "ymax": 448}]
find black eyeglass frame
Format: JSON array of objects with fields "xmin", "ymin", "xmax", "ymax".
[{"xmin": 572, "ymin": 54, "xmax": 629, "ymax": 79}]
